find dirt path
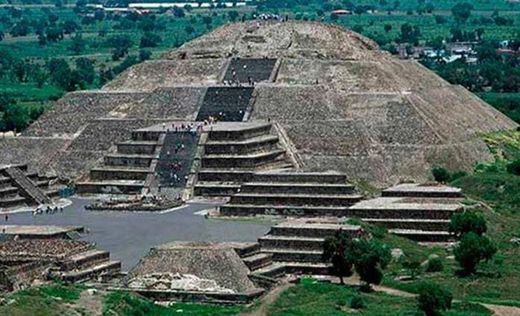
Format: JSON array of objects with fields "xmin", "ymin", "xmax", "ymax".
[
  {"xmin": 481, "ymin": 304, "xmax": 520, "ymax": 316},
  {"xmin": 68, "ymin": 289, "xmax": 104, "ymax": 316},
  {"xmin": 240, "ymin": 281, "xmax": 294, "ymax": 316}
]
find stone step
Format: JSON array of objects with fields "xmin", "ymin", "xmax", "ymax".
[
  {"xmin": 232, "ymin": 242, "xmax": 261, "ymax": 258},
  {"xmin": 90, "ymin": 167, "xmax": 151, "ymax": 181},
  {"xmin": 252, "ymin": 172, "xmax": 347, "ymax": 184},
  {"xmin": 261, "ymin": 248, "xmax": 324, "ymax": 263},
  {"xmin": 208, "ymin": 123, "xmax": 272, "ymax": 141},
  {"xmin": 197, "ymin": 169, "xmax": 254, "ymax": 182},
  {"xmin": 242, "ymin": 253, "xmax": 273, "ymax": 271},
  {"xmin": 251, "ymin": 262, "xmax": 286, "ymax": 279},
  {"xmin": 0, "ymin": 176, "xmax": 13, "ymax": 188},
  {"xmin": 201, "ymin": 149, "xmax": 286, "ymax": 169},
  {"xmin": 219, "ymin": 204, "xmax": 352, "ymax": 217},
  {"xmin": 282, "ymin": 262, "xmax": 331, "ymax": 275},
  {"xmin": 0, "ymin": 195, "xmax": 27, "ymax": 208},
  {"xmin": 349, "ymin": 204, "xmax": 459, "ymax": 220},
  {"xmin": 104, "ymin": 154, "xmax": 154, "ymax": 168},
  {"xmin": 240, "ymin": 182, "xmax": 356, "ymax": 195},
  {"xmin": 259, "ymin": 235, "xmax": 324, "ymax": 251},
  {"xmin": 204, "ymin": 135, "xmax": 280, "ymax": 155},
  {"xmin": 76, "ymin": 181, "xmax": 145, "ymax": 195},
  {"xmin": 389, "ymin": 229, "xmax": 453, "ymax": 242},
  {"xmin": 193, "ymin": 183, "xmax": 241, "ymax": 196},
  {"xmin": 362, "ymin": 218, "xmax": 450, "ymax": 232},
  {"xmin": 269, "ymin": 222, "xmax": 360, "ymax": 238},
  {"xmin": 45, "ymin": 188, "xmax": 62, "ymax": 198},
  {"xmin": 131, "ymin": 130, "xmax": 162, "ymax": 142},
  {"xmin": 59, "ymin": 260, "xmax": 121, "ymax": 283},
  {"xmin": 61, "ymin": 250, "xmax": 110, "ymax": 271},
  {"xmin": 382, "ymin": 184, "xmax": 462, "ymax": 198},
  {"xmin": 229, "ymin": 193, "xmax": 363, "ymax": 207},
  {"xmin": 0, "ymin": 186, "xmax": 19, "ymax": 198},
  {"xmin": 117, "ymin": 141, "xmax": 158, "ymax": 155}
]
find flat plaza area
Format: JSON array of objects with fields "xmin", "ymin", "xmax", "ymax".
[{"xmin": 3, "ymin": 198, "xmax": 272, "ymax": 270}]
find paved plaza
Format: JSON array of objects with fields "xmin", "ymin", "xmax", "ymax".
[{"xmin": 4, "ymin": 198, "xmax": 272, "ymax": 270}]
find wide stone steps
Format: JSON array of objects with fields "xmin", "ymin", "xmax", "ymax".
[
  {"xmin": 204, "ymin": 135, "xmax": 280, "ymax": 155},
  {"xmin": 229, "ymin": 193, "xmax": 363, "ymax": 207},
  {"xmin": 382, "ymin": 186, "xmax": 462, "ymax": 198},
  {"xmin": 389, "ymin": 229, "xmax": 452, "ymax": 242},
  {"xmin": 260, "ymin": 248, "xmax": 323, "ymax": 263},
  {"xmin": 269, "ymin": 222, "xmax": 360, "ymax": 238},
  {"xmin": 239, "ymin": 182, "xmax": 355, "ymax": 195},
  {"xmin": 59, "ymin": 260, "xmax": 121, "ymax": 283},
  {"xmin": 0, "ymin": 176, "xmax": 12, "ymax": 188},
  {"xmin": 258, "ymin": 235, "xmax": 324, "ymax": 251},
  {"xmin": 104, "ymin": 154, "xmax": 155, "ymax": 168},
  {"xmin": 89, "ymin": 167, "xmax": 151, "ymax": 181},
  {"xmin": 252, "ymin": 172, "xmax": 347, "ymax": 184},
  {"xmin": 193, "ymin": 182, "xmax": 241, "ymax": 196},
  {"xmin": 220, "ymin": 204, "xmax": 352, "ymax": 217},
  {"xmin": 76, "ymin": 180, "xmax": 145, "ymax": 195},
  {"xmin": 0, "ymin": 186, "xmax": 19, "ymax": 198},
  {"xmin": 0, "ymin": 195, "xmax": 27, "ymax": 208},
  {"xmin": 197, "ymin": 169, "xmax": 254, "ymax": 182},
  {"xmin": 362, "ymin": 218, "xmax": 450, "ymax": 232},
  {"xmin": 61, "ymin": 250, "xmax": 110, "ymax": 271},
  {"xmin": 201, "ymin": 149, "xmax": 286, "ymax": 169},
  {"xmin": 117, "ymin": 141, "xmax": 158, "ymax": 155},
  {"xmin": 242, "ymin": 253, "xmax": 273, "ymax": 271},
  {"xmin": 349, "ymin": 206, "xmax": 457, "ymax": 220},
  {"xmin": 208, "ymin": 123, "xmax": 272, "ymax": 141}
]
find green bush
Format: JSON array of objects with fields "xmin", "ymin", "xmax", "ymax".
[
  {"xmin": 450, "ymin": 171, "xmax": 468, "ymax": 181},
  {"xmin": 449, "ymin": 211, "xmax": 487, "ymax": 237},
  {"xmin": 401, "ymin": 256, "xmax": 423, "ymax": 279},
  {"xmin": 350, "ymin": 294, "xmax": 365, "ymax": 309},
  {"xmin": 345, "ymin": 238, "xmax": 392, "ymax": 290},
  {"xmin": 507, "ymin": 159, "xmax": 520, "ymax": 176},
  {"xmin": 431, "ymin": 167, "xmax": 450, "ymax": 183},
  {"xmin": 453, "ymin": 232, "xmax": 497, "ymax": 275},
  {"xmin": 417, "ymin": 282, "xmax": 453, "ymax": 316},
  {"xmin": 425, "ymin": 257, "xmax": 444, "ymax": 273}
]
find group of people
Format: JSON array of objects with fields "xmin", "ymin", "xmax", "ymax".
[{"xmin": 33, "ymin": 205, "xmax": 64, "ymax": 216}]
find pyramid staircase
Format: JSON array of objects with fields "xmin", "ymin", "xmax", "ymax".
[
  {"xmin": 194, "ymin": 122, "xmax": 293, "ymax": 197},
  {"xmin": 0, "ymin": 164, "xmax": 61, "ymax": 210}
]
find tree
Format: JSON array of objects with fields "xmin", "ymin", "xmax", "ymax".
[
  {"xmin": 228, "ymin": 10, "xmax": 239, "ymax": 22},
  {"xmin": 323, "ymin": 230, "xmax": 354, "ymax": 284},
  {"xmin": 185, "ymin": 25, "xmax": 195, "ymax": 37},
  {"xmin": 0, "ymin": 30, "xmax": 4, "ymax": 41},
  {"xmin": 75, "ymin": 57, "xmax": 95, "ymax": 86},
  {"xmin": 47, "ymin": 58, "xmax": 78, "ymax": 91},
  {"xmin": 173, "ymin": 7, "xmax": 185, "ymax": 18},
  {"xmin": 449, "ymin": 211, "xmax": 487, "ymax": 237},
  {"xmin": 139, "ymin": 32, "xmax": 162, "ymax": 48},
  {"xmin": 398, "ymin": 23, "xmax": 420, "ymax": 44},
  {"xmin": 139, "ymin": 49, "xmax": 151, "ymax": 61},
  {"xmin": 69, "ymin": 33, "xmax": 85, "ymax": 54},
  {"xmin": 507, "ymin": 159, "xmax": 520, "ymax": 176},
  {"xmin": 453, "ymin": 232, "xmax": 496, "ymax": 275},
  {"xmin": 106, "ymin": 35, "xmax": 133, "ymax": 60},
  {"xmin": 451, "ymin": 3, "xmax": 473, "ymax": 24},
  {"xmin": 401, "ymin": 256, "xmax": 422, "ymax": 279},
  {"xmin": 345, "ymin": 238, "xmax": 391, "ymax": 290},
  {"xmin": 431, "ymin": 166, "xmax": 450, "ymax": 183},
  {"xmin": 384, "ymin": 24, "xmax": 392, "ymax": 33},
  {"xmin": 62, "ymin": 20, "xmax": 79, "ymax": 35},
  {"xmin": 417, "ymin": 282, "xmax": 453, "ymax": 316}
]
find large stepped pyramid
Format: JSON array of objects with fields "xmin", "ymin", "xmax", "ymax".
[{"xmin": 0, "ymin": 164, "xmax": 62, "ymax": 211}]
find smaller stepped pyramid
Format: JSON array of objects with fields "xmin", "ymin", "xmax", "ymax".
[{"xmin": 0, "ymin": 164, "xmax": 63, "ymax": 211}]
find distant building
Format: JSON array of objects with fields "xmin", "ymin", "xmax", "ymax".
[{"xmin": 331, "ymin": 10, "xmax": 352, "ymax": 15}]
